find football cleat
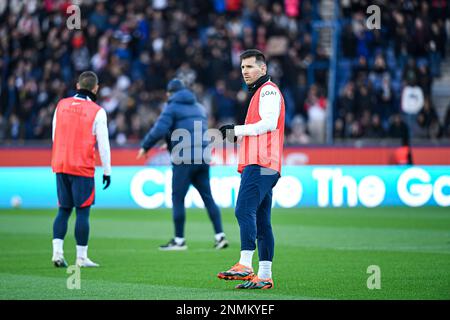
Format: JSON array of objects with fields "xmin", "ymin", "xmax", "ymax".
[
  {"xmin": 214, "ymin": 236, "xmax": 229, "ymax": 249},
  {"xmin": 159, "ymin": 238, "xmax": 187, "ymax": 251},
  {"xmin": 52, "ymin": 256, "xmax": 68, "ymax": 268},
  {"xmin": 76, "ymin": 257, "xmax": 99, "ymax": 268},
  {"xmin": 217, "ymin": 263, "xmax": 255, "ymax": 281},
  {"xmin": 235, "ymin": 276, "xmax": 274, "ymax": 289}
]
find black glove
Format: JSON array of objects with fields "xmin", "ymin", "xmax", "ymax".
[
  {"xmin": 103, "ymin": 175, "xmax": 111, "ymax": 190},
  {"xmin": 219, "ymin": 124, "xmax": 237, "ymax": 142}
]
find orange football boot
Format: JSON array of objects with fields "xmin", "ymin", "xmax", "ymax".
[{"xmin": 217, "ymin": 263, "xmax": 255, "ymax": 281}]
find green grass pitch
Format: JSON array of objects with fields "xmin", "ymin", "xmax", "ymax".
[{"xmin": 0, "ymin": 207, "xmax": 449, "ymax": 300}]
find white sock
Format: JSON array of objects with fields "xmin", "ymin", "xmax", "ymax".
[
  {"xmin": 215, "ymin": 232, "xmax": 225, "ymax": 241},
  {"xmin": 258, "ymin": 261, "xmax": 272, "ymax": 279},
  {"xmin": 174, "ymin": 237, "xmax": 185, "ymax": 245},
  {"xmin": 76, "ymin": 245, "xmax": 88, "ymax": 259},
  {"xmin": 52, "ymin": 239, "xmax": 64, "ymax": 258},
  {"xmin": 239, "ymin": 250, "xmax": 254, "ymax": 268}
]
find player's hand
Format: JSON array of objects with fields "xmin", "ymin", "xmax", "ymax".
[
  {"xmin": 136, "ymin": 148, "xmax": 148, "ymax": 160},
  {"xmin": 103, "ymin": 175, "xmax": 111, "ymax": 190},
  {"xmin": 219, "ymin": 124, "xmax": 237, "ymax": 143}
]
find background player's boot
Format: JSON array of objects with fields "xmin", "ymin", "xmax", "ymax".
[
  {"xmin": 159, "ymin": 238, "xmax": 187, "ymax": 251},
  {"xmin": 235, "ymin": 276, "xmax": 274, "ymax": 289},
  {"xmin": 214, "ymin": 235, "xmax": 229, "ymax": 249},
  {"xmin": 76, "ymin": 257, "xmax": 99, "ymax": 267},
  {"xmin": 217, "ymin": 263, "xmax": 255, "ymax": 280},
  {"xmin": 52, "ymin": 254, "xmax": 68, "ymax": 268}
]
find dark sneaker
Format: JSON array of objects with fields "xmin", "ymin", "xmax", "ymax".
[
  {"xmin": 159, "ymin": 238, "xmax": 187, "ymax": 251},
  {"xmin": 214, "ymin": 236, "xmax": 229, "ymax": 249}
]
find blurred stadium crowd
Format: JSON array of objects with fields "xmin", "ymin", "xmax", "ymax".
[
  {"xmin": 334, "ymin": 0, "xmax": 450, "ymax": 143},
  {"xmin": 0, "ymin": 0, "xmax": 449, "ymax": 146}
]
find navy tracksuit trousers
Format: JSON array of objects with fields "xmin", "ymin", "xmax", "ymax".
[
  {"xmin": 172, "ymin": 164, "xmax": 223, "ymax": 238},
  {"xmin": 235, "ymin": 165, "xmax": 280, "ymax": 262}
]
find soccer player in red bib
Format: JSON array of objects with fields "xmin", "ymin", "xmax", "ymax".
[
  {"xmin": 217, "ymin": 49, "xmax": 285, "ymax": 289},
  {"xmin": 51, "ymin": 71, "xmax": 111, "ymax": 268}
]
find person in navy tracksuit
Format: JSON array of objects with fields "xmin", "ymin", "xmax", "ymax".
[{"xmin": 137, "ymin": 79, "xmax": 228, "ymax": 250}]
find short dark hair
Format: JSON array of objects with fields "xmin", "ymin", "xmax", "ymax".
[
  {"xmin": 240, "ymin": 49, "xmax": 266, "ymax": 64},
  {"xmin": 78, "ymin": 71, "xmax": 98, "ymax": 91}
]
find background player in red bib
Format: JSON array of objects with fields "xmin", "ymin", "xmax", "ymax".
[
  {"xmin": 217, "ymin": 49, "xmax": 285, "ymax": 289},
  {"xmin": 51, "ymin": 71, "xmax": 111, "ymax": 268}
]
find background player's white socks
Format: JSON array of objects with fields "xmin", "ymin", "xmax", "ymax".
[
  {"xmin": 215, "ymin": 232, "xmax": 225, "ymax": 241},
  {"xmin": 258, "ymin": 261, "xmax": 272, "ymax": 279},
  {"xmin": 76, "ymin": 245, "xmax": 88, "ymax": 259},
  {"xmin": 174, "ymin": 237, "xmax": 185, "ymax": 245},
  {"xmin": 239, "ymin": 250, "xmax": 254, "ymax": 268},
  {"xmin": 52, "ymin": 239, "xmax": 64, "ymax": 258}
]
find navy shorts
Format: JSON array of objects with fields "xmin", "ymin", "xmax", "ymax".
[{"xmin": 56, "ymin": 173, "xmax": 95, "ymax": 208}]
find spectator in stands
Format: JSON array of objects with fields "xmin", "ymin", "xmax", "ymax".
[
  {"xmin": 337, "ymin": 82, "xmax": 355, "ymax": 118},
  {"xmin": 401, "ymin": 73, "xmax": 424, "ymax": 116},
  {"xmin": 402, "ymin": 57, "xmax": 419, "ymax": 84},
  {"xmin": 359, "ymin": 109, "xmax": 372, "ymax": 136},
  {"xmin": 374, "ymin": 74, "xmax": 394, "ymax": 120},
  {"xmin": 388, "ymin": 114, "xmax": 409, "ymax": 144},
  {"xmin": 417, "ymin": 98, "xmax": 441, "ymax": 139},
  {"xmin": 287, "ymin": 115, "xmax": 310, "ymax": 145},
  {"xmin": 292, "ymin": 73, "xmax": 308, "ymax": 119},
  {"xmin": 416, "ymin": 60, "xmax": 432, "ymax": 97},
  {"xmin": 365, "ymin": 114, "xmax": 386, "ymax": 138},
  {"xmin": 409, "ymin": 17, "xmax": 430, "ymax": 59},
  {"xmin": 369, "ymin": 53, "xmax": 389, "ymax": 90},
  {"xmin": 343, "ymin": 111, "xmax": 356, "ymax": 138},
  {"xmin": 428, "ymin": 118, "xmax": 443, "ymax": 140},
  {"xmin": 333, "ymin": 117, "xmax": 345, "ymax": 139},
  {"xmin": 348, "ymin": 120, "xmax": 363, "ymax": 139},
  {"xmin": 352, "ymin": 55, "xmax": 370, "ymax": 84},
  {"xmin": 429, "ymin": 20, "xmax": 446, "ymax": 77},
  {"xmin": 304, "ymin": 84, "xmax": 327, "ymax": 143},
  {"xmin": 211, "ymin": 80, "xmax": 237, "ymax": 124},
  {"xmin": 354, "ymin": 85, "xmax": 375, "ymax": 118}
]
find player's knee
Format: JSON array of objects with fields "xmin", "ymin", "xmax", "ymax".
[
  {"xmin": 257, "ymin": 222, "xmax": 273, "ymax": 234},
  {"xmin": 235, "ymin": 201, "xmax": 245, "ymax": 215},
  {"xmin": 234, "ymin": 207, "xmax": 243, "ymax": 219},
  {"xmin": 200, "ymin": 193, "xmax": 214, "ymax": 204},
  {"xmin": 257, "ymin": 229, "xmax": 273, "ymax": 239},
  {"xmin": 235, "ymin": 208, "xmax": 257, "ymax": 223}
]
